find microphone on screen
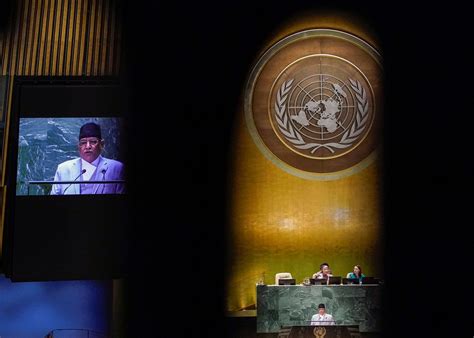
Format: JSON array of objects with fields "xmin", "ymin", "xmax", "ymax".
[{"xmin": 63, "ymin": 168, "xmax": 86, "ymax": 194}]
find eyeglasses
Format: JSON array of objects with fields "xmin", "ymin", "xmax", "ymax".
[{"xmin": 79, "ymin": 138, "xmax": 100, "ymax": 147}]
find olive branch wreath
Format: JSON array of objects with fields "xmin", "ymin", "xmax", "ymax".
[{"xmin": 275, "ymin": 78, "xmax": 368, "ymax": 154}]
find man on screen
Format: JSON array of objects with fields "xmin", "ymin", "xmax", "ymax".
[
  {"xmin": 50, "ymin": 122, "xmax": 125, "ymax": 195},
  {"xmin": 310, "ymin": 303, "xmax": 336, "ymax": 326}
]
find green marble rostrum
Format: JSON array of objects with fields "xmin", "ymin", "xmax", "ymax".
[{"xmin": 256, "ymin": 285, "xmax": 382, "ymax": 333}]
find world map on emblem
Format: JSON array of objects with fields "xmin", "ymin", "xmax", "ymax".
[
  {"xmin": 245, "ymin": 29, "xmax": 383, "ymax": 178},
  {"xmin": 271, "ymin": 55, "xmax": 374, "ymax": 160}
]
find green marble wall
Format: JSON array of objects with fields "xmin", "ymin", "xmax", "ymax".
[{"xmin": 257, "ymin": 285, "xmax": 382, "ymax": 333}]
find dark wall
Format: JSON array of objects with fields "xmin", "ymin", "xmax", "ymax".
[
  {"xmin": 123, "ymin": 1, "xmax": 472, "ymax": 337},
  {"xmin": 0, "ymin": 0, "xmax": 12, "ymax": 32}
]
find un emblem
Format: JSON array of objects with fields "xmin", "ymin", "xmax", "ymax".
[
  {"xmin": 245, "ymin": 29, "xmax": 382, "ymax": 179},
  {"xmin": 313, "ymin": 326, "xmax": 327, "ymax": 337}
]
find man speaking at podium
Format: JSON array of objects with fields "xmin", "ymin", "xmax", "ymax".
[
  {"xmin": 311, "ymin": 303, "xmax": 336, "ymax": 326},
  {"xmin": 50, "ymin": 122, "xmax": 125, "ymax": 195}
]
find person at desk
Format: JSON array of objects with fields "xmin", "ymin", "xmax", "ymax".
[
  {"xmin": 312, "ymin": 262, "xmax": 333, "ymax": 280},
  {"xmin": 50, "ymin": 122, "xmax": 125, "ymax": 195},
  {"xmin": 311, "ymin": 303, "xmax": 335, "ymax": 325},
  {"xmin": 346, "ymin": 265, "xmax": 365, "ymax": 282}
]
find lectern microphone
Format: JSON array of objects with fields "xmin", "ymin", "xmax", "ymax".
[{"xmin": 63, "ymin": 169, "xmax": 86, "ymax": 194}]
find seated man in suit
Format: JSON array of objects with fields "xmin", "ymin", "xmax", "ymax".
[
  {"xmin": 51, "ymin": 122, "xmax": 125, "ymax": 195},
  {"xmin": 312, "ymin": 262, "xmax": 333, "ymax": 280},
  {"xmin": 311, "ymin": 303, "xmax": 335, "ymax": 326}
]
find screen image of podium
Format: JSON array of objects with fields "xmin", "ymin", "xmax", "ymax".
[{"xmin": 256, "ymin": 284, "xmax": 382, "ymax": 334}]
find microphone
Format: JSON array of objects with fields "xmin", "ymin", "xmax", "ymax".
[
  {"xmin": 63, "ymin": 169, "xmax": 86, "ymax": 194},
  {"xmin": 97, "ymin": 168, "xmax": 107, "ymax": 194}
]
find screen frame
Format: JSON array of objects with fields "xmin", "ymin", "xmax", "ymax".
[
  {"xmin": 278, "ymin": 278, "xmax": 296, "ymax": 285},
  {"xmin": 342, "ymin": 277, "xmax": 360, "ymax": 285},
  {"xmin": 2, "ymin": 76, "xmax": 129, "ymax": 281},
  {"xmin": 361, "ymin": 276, "xmax": 379, "ymax": 284},
  {"xmin": 327, "ymin": 276, "xmax": 341, "ymax": 285}
]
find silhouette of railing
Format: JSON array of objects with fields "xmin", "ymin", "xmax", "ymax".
[{"xmin": 44, "ymin": 328, "xmax": 108, "ymax": 338}]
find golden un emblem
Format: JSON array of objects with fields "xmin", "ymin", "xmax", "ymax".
[
  {"xmin": 245, "ymin": 29, "xmax": 383, "ymax": 179},
  {"xmin": 313, "ymin": 326, "xmax": 327, "ymax": 337}
]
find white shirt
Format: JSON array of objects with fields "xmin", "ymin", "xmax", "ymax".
[
  {"xmin": 81, "ymin": 157, "xmax": 100, "ymax": 181},
  {"xmin": 313, "ymin": 271, "xmax": 333, "ymax": 279},
  {"xmin": 310, "ymin": 313, "xmax": 335, "ymax": 325}
]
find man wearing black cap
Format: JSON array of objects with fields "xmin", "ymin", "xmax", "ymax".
[
  {"xmin": 50, "ymin": 122, "xmax": 125, "ymax": 195},
  {"xmin": 310, "ymin": 303, "xmax": 336, "ymax": 326}
]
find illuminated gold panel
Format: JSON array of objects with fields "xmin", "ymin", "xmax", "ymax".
[{"xmin": 226, "ymin": 14, "xmax": 383, "ymax": 311}]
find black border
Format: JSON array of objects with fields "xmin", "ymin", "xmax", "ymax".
[{"xmin": 2, "ymin": 76, "xmax": 129, "ymax": 281}]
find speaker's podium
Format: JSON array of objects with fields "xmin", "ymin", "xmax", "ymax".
[{"xmin": 280, "ymin": 325, "xmax": 359, "ymax": 338}]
